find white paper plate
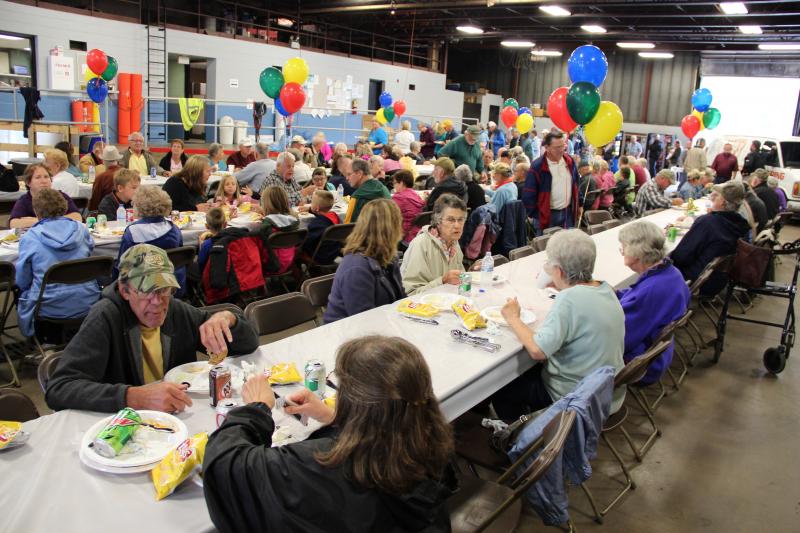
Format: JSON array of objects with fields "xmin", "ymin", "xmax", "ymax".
[
  {"xmin": 471, "ymin": 272, "xmax": 508, "ymax": 285},
  {"xmin": 79, "ymin": 445, "xmax": 159, "ymax": 474},
  {"xmin": 164, "ymin": 361, "xmax": 244, "ymax": 394},
  {"xmin": 419, "ymin": 293, "xmax": 471, "ymax": 311},
  {"xmin": 481, "ymin": 306, "xmax": 537, "ymax": 326},
  {"xmin": 80, "ymin": 410, "xmax": 188, "ymax": 468}
]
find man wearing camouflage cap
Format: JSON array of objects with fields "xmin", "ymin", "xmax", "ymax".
[{"xmin": 46, "ymin": 244, "xmax": 259, "ymax": 413}]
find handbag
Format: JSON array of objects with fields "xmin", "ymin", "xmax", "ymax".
[{"xmin": 729, "ymin": 239, "xmax": 772, "ymax": 288}]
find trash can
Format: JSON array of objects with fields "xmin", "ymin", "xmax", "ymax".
[
  {"xmin": 219, "ymin": 116, "xmax": 234, "ymax": 145},
  {"xmin": 234, "ymin": 120, "xmax": 248, "ymax": 145}
]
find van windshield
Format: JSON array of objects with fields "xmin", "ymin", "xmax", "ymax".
[{"xmin": 781, "ymin": 142, "xmax": 800, "ymax": 168}]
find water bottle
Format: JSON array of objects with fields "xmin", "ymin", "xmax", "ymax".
[
  {"xmin": 480, "ymin": 251, "xmax": 494, "ymax": 290},
  {"xmin": 336, "ymin": 184, "xmax": 344, "ymax": 201},
  {"xmin": 88, "ymin": 165, "xmax": 95, "ymax": 183},
  {"xmin": 150, "ymin": 166, "xmax": 157, "ymax": 179},
  {"xmin": 116, "ymin": 204, "xmax": 127, "ymax": 223}
]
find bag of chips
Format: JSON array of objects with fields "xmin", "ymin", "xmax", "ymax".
[
  {"xmin": 0, "ymin": 421, "xmax": 23, "ymax": 451},
  {"xmin": 152, "ymin": 432, "xmax": 208, "ymax": 501},
  {"xmin": 323, "ymin": 394, "xmax": 337, "ymax": 409},
  {"xmin": 452, "ymin": 298, "xmax": 486, "ymax": 330},
  {"xmin": 267, "ymin": 362, "xmax": 302, "ymax": 385},
  {"xmin": 396, "ymin": 299, "xmax": 439, "ymax": 318}
]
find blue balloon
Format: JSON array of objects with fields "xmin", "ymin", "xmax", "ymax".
[
  {"xmin": 691, "ymin": 88, "xmax": 713, "ymax": 113},
  {"xmin": 274, "ymin": 98, "xmax": 291, "ymax": 117},
  {"xmin": 518, "ymin": 107, "xmax": 532, "ymax": 116},
  {"xmin": 86, "ymin": 77, "xmax": 108, "ymax": 103},
  {"xmin": 567, "ymin": 45, "xmax": 608, "ymax": 88},
  {"xmin": 379, "ymin": 91, "xmax": 393, "ymax": 108}
]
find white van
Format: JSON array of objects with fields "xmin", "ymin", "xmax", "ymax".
[{"xmin": 706, "ymin": 135, "xmax": 800, "ymax": 211}]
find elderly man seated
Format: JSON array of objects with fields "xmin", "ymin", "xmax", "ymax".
[
  {"xmin": 258, "ymin": 152, "xmax": 303, "ymax": 207},
  {"xmin": 635, "ymin": 169, "xmax": 683, "ymax": 214},
  {"xmin": 46, "ymin": 244, "xmax": 259, "ymax": 413},
  {"xmin": 424, "ymin": 157, "xmax": 467, "ymax": 211},
  {"xmin": 227, "ymin": 138, "xmax": 256, "ymax": 169},
  {"xmin": 492, "ymin": 229, "xmax": 625, "ymax": 420},
  {"xmin": 237, "ymin": 142, "xmax": 276, "ymax": 195},
  {"xmin": 121, "ymin": 132, "xmax": 162, "ymax": 176}
]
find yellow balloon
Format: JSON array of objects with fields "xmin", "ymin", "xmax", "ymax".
[
  {"xmin": 516, "ymin": 113, "xmax": 533, "ymax": 134},
  {"xmin": 584, "ymin": 101, "xmax": 623, "ymax": 148},
  {"xmin": 375, "ymin": 108, "xmax": 387, "ymax": 125},
  {"xmin": 283, "ymin": 57, "xmax": 309, "ymax": 85},
  {"xmin": 692, "ymin": 109, "xmax": 705, "ymax": 130}
]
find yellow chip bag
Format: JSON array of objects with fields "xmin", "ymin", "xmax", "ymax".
[
  {"xmin": 323, "ymin": 394, "xmax": 337, "ymax": 409},
  {"xmin": 239, "ymin": 202, "xmax": 251, "ymax": 213},
  {"xmin": 267, "ymin": 362, "xmax": 303, "ymax": 385},
  {"xmin": 0, "ymin": 421, "xmax": 22, "ymax": 451},
  {"xmin": 452, "ymin": 298, "xmax": 487, "ymax": 330},
  {"xmin": 152, "ymin": 432, "xmax": 208, "ymax": 501},
  {"xmin": 396, "ymin": 299, "xmax": 439, "ymax": 318}
]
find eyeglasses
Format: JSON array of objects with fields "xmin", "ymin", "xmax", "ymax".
[
  {"xmin": 443, "ymin": 216, "xmax": 466, "ymax": 225},
  {"xmin": 131, "ymin": 286, "xmax": 175, "ymax": 302}
]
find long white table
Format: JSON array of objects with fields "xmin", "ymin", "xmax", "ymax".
[{"xmin": 0, "ymin": 204, "xmax": 698, "ymax": 532}]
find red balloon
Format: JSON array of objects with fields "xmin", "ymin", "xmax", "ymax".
[
  {"xmin": 500, "ymin": 106, "xmax": 518, "ymax": 128},
  {"xmin": 547, "ymin": 86, "xmax": 577, "ymax": 133},
  {"xmin": 279, "ymin": 82, "xmax": 306, "ymax": 114},
  {"xmin": 681, "ymin": 114, "xmax": 702, "ymax": 139},
  {"xmin": 393, "ymin": 100, "xmax": 407, "ymax": 117},
  {"xmin": 86, "ymin": 48, "xmax": 108, "ymax": 76}
]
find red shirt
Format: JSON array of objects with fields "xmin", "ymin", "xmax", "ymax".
[
  {"xmin": 711, "ymin": 152, "xmax": 739, "ymax": 179},
  {"xmin": 631, "ymin": 165, "xmax": 647, "ymax": 186}
]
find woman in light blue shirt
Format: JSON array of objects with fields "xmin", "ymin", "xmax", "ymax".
[
  {"xmin": 484, "ymin": 162, "xmax": 517, "ymax": 213},
  {"xmin": 492, "ymin": 229, "xmax": 626, "ymax": 420}
]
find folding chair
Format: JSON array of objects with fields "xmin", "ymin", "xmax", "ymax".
[
  {"xmin": 165, "ymin": 246, "xmax": 196, "ymax": 270},
  {"xmin": 412, "ymin": 210, "xmax": 433, "ymax": 229},
  {"xmin": 301, "ymin": 274, "xmax": 335, "ymax": 311},
  {"xmin": 449, "ymin": 410, "xmax": 576, "ymax": 533},
  {"xmin": 603, "ymin": 219, "xmax": 623, "ymax": 230},
  {"xmin": 266, "ymin": 229, "xmax": 308, "ymax": 293},
  {"xmin": 531, "ymin": 234, "xmax": 551, "ymax": 253},
  {"xmin": 244, "ymin": 292, "xmax": 318, "ymax": 341},
  {"xmin": 585, "ymin": 210, "xmax": 612, "ymax": 225},
  {"xmin": 492, "ymin": 254, "xmax": 509, "ymax": 267},
  {"xmin": 0, "ymin": 388, "xmax": 39, "ymax": 422},
  {"xmin": 587, "ymin": 224, "xmax": 606, "ymax": 235},
  {"xmin": 508, "ymin": 246, "xmax": 535, "ymax": 262},
  {"xmin": 37, "ymin": 350, "xmax": 62, "ymax": 392},
  {"xmin": 199, "ymin": 303, "xmax": 244, "ymax": 314},
  {"xmin": 686, "ymin": 255, "xmax": 734, "ymax": 347},
  {"xmin": 0, "ymin": 262, "xmax": 20, "ymax": 387},
  {"xmin": 542, "ymin": 226, "xmax": 563, "ymax": 236},
  {"xmin": 305, "ymin": 223, "xmax": 354, "ymax": 277},
  {"xmin": 31, "ymin": 256, "xmax": 114, "ymax": 361}
]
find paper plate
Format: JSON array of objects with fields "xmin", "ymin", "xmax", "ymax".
[
  {"xmin": 419, "ymin": 293, "xmax": 471, "ymax": 311},
  {"xmin": 164, "ymin": 361, "xmax": 243, "ymax": 394},
  {"xmin": 480, "ymin": 306, "xmax": 536, "ymax": 326},
  {"xmin": 80, "ymin": 410, "xmax": 188, "ymax": 468},
  {"xmin": 471, "ymin": 272, "xmax": 508, "ymax": 285},
  {"xmin": 79, "ymin": 445, "xmax": 159, "ymax": 474}
]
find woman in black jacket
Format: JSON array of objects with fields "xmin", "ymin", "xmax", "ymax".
[
  {"xmin": 203, "ymin": 335, "xmax": 458, "ymax": 533},
  {"xmin": 162, "ymin": 155, "xmax": 210, "ymax": 212},
  {"xmin": 159, "ymin": 138, "xmax": 188, "ymax": 176}
]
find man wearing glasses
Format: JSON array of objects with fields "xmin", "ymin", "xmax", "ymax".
[
  {"xmin": 46, "ymin": 244, "xmax": 259, "ymax": 413},
  {"xmin": 120, "ymin": 132, "xmax": 162, "ymax": 176}
]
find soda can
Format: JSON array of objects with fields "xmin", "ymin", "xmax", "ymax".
[
  {"xmin": 215, "ymin": 400, "xmax": 238, "ymax": 428},
  {"xmin": 150, "ymin": 166, "xmax": 157, "ymax": 179},
  {"xmin": 96, "ymin": 214, "xmax": 108, "ymax": 230},
  {"xmin": 92, "ymin": 407, "xmax": 142, "ymax": 458},
  {"xmin": 458, "ymin": 272, "xmax": 472, "ymax": 296},
  {"xmin": 86, "ymin": 216, "xmax": 97, "ymax": 230},
  {"xmin": 304, "ymin": 360, "xmax": 326, "ymax": 397},
  {"xmin": 668, "ymin": 226, "xmax": 678, "ymax": 242},
  {"xmin": 125, "ymin": 208, "xmax": 134, "ymax": 223},
  {"xmin": 209, "ymin": 365, "xmax": 232, "ymax": 407}
]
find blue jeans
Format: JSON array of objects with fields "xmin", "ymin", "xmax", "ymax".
[{"xmin": 532, "ymin": 208, "xmax": 574, "ymax": 236}]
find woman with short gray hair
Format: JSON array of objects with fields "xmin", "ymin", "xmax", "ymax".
[
  {"xmin": 208, "ymin": 143, "xmax": 227, "ymax": 172},
  {"xmin": 456, "ymin": 163, "xmax": 487, "ymax": 212},
  {"xmin": 617, "ymin": 220, "xmax": 690, "ymax": 384},
  {"xmin": 767, "ymin": 175, "xmax": 788, "ymax": 211},
  {"xmin": 492, "ymin": 229, "xmax": 626, "ymax": 419}
]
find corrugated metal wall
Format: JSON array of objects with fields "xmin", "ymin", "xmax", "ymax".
[{"xmin": 450, "ymin": 49, "xmax": 699, "ymax": 126}]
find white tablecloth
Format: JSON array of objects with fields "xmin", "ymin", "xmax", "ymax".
[{"xmin": 0, "ymin": 204, "xmax": 699, "ymax": 532}]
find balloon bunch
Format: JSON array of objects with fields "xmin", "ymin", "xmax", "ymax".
[
  {"xmin": 546, "ymin": 45, "xmax": 623, "ymax": 148},
  {"xmin": 375, "ymin": 91, "xmax": 407, "ymax": 125},
  {"xmin": 259, "ymin": 57, "xmax": 310, "ymax": 117},
  {"xmin": 85, "ymin": 48, "xmax": 118, "ymax": 104},
  {"xmin": 500, "ymin": 98, "xmax": 534, "ymax": 134},
  {"xmin": 681, "ymin": 88, "xmax": 721, "ymax": 139}
]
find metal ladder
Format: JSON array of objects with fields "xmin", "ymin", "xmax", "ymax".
[{"xmin": 145, "ymin": 3, "xmax": 167, "ymax": 143}]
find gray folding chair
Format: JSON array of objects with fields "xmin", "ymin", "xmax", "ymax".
[
  {"xmin": 603, "ymin": 219, "xmax": 623, "ymax": 230},
  {"xmin": 0, "ymin": 388, "xmax": 39, "ymax": 422},
  {"xmin": 509, "ymin": 246, "xmax": 535, "ymax": 262},
  {"xmin": 587, "ymin": 223, "xmax": 606, "ymax": 235},
  {"xmin": 37, "ymin": 351, "xmax": 62, "ymax": 393},
  {"xmin": 585, "ymin": 210, "xmax": 612, "ymax": 225},
  {"xmin": 532, "ymin": 234, "xmax": 551, "ymax": 253},
  {"xmin": 301, "ymin": 274, "xmax": 335, "ymax": 311},
  {"xmin": 244, "ymin": 292, "xmax": 318, "ymax": 341}
]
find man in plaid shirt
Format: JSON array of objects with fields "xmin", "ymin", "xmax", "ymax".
[{"xmin": 636, "ymin": 169, "xmax": 683, "ymax": 215}]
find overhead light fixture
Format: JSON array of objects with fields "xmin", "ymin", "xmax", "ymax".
[
  {"xmin": 23, "ymin": 47, "xmax": 31, "ymax": 51},
  {"xmin": 581, "ymin": 25, "xmax": 607, "ymax": 34},
  {"xmin": 390, "ymin": 0, "xmax": 396, "ymax": 15},
  {"xmin": 0, "ymin": 35, "xmax": 25, "ymax": 41},
  {"xmin": 531, "ymin": 50, "xmax": 563, "ymax": 56},
  {"xmin": 501, "ymin": 40, "xmax": 535, "ymax": 47},
  {"xmin": 456, "ymin": 25, "xmax": 484, "ymax": 35},
  {"xmin": 639, "ymin": 52, "xmax": 674, "ymax": 58},
  {"xmin": 276, "ymin": 18, "xmax": 293, "ymax": 27},
  {"xmin": 738, "ymin": 25, "xmax": 763, "ymax": 34},
  {"xmin": 758, "ymin": 43, "xmax": 800, "ymax": 50},
  {"xmin": 617, "ymin": 42, "xmax": 655, "ymax": 49},
  {"xmin": 539, "ymin": 5, "xmax": 571, "ymax": 17},
  {"xmin": 719, "ymin": 2, "xmax": 748, "ymax": 15}
]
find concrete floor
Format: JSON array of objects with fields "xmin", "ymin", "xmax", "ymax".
[{"xmin": 4, "ymin": 227, "xmax": 800, "ymax": 532}]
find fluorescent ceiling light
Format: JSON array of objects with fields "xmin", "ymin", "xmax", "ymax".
[
  {"xmin": 532, "ymin": 50, "xmax": 563, "ymax": 56},
  {"xmin": 719, "ymin": 2, "xmax": 748, "ymax": 15},
  {"xmin": 23, "ymin": 47, "xmax": 30, "ymax": 51},
  {"xmin": 0, "ymin": 35, "xmax": 25, "ymax": 41},
  {"xmin": 539, "ymin": 5, "xmax": 571, "ymax": 17},
  {"xmin": 617, "ymin": 42, "xmax": 655, "ymax": 49},
  {"xmin": 501, "ymin": 40, "xmax": 535, "ymax": 47},
  {"xmin": 738, "ymin": 25, "xmax": 762, "ymax": 34},
  {"xmin": 276, "ymin": 18, "xmax": 294, "ymax": 27},
  {"xmin": 456, "ymin": 25, "xmax": 484, "ymax": 34},
  {"xmin": 758, "ymin": 43, "xmax": 800, "ymax": 50},
  {"xmin": 581, "ymin": 25, "xmax": 607, "ymax": 34},
  {"xmin": 639, "ymin": 52, "xmax": 674, "ymax": 58}
]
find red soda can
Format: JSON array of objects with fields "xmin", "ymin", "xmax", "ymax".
[
  {"xmin": 125, "ymin": 208, "xmax": 134, "ymax": 223},
  {"xmin": 209, "ymin": 366, "xmax": 232, "ymax": 407},
  {"xmin": 215, "ymin": 400, "xmax": 238, "ymax": 427}
]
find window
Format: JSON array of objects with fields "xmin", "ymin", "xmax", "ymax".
[{"xmin": 0, "ymin": 31, "xmax": 35, "ymax": 88}]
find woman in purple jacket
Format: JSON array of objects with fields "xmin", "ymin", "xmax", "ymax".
[
  {"xmin": 323, "ymin": 199, "xmax": 406, "ymax": 324},
  {"xmin": 617, "ymin": 220, "xmax": 690, "ymax": 384}
]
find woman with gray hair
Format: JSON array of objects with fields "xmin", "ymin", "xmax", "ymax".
[
  {"xmin": 456, "ymin": 163, "xmax": 487, "ymax": 212},
  {"xmin": 767, "ymin": 175, "xmax": 788, "ymax": 211},
  {"xmin": 208, "ymin": 143, "xmax": 227, "ymax": 172},
  {"xmin": 394, "ymin": 120, "xmax": 415, "ymax": 155},
  {"xmin": 493, "ymin": 229, "xmax": 626, "ymax": 419},
  {"xmin": 617, "ymin": 221, "xmax": 690, "ymax": 384}
]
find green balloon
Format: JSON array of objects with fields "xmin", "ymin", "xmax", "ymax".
[
  {"xmin": 259, "ymin": 67, "xmax": 284, "ymax": 99},
  {"xmin": 566, "ymin": 81, "xmax": 601, "ymax": 125},
  {"xmin": 101, "ymin": 56, "xmax": 118, "ymax": 82},
  {"xmin": 383, "ymin": 105, "xmax": 396, "ymax": 122},
  {"xmin": 703, "ymin": 107, "xmax": 721, "ymax": 129},
  {"xmin": 504, "ymin": 98, "xmax": 519, "ymax": 110}
]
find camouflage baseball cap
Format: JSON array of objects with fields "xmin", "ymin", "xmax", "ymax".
[{"xmin": 118, "ymin": 244, "xmax": 180, "ymax": 293}]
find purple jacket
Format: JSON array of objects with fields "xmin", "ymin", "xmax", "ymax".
[
  {"xmin": 323, "ymin": 253, "xmax": 405, "ymax": 324},
  {"xmin": 617, "ymin": 260, "xmax": 690, "ymax": 384},
  {"xmin": 10, "ymin": 191, "xmax": 80, "ymax": 221}
]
